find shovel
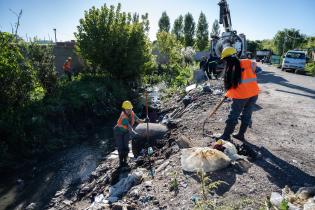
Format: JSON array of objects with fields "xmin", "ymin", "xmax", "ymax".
[
  {"xmin": 145, "ymin": 92, "xmax": 154, "ymax": 178},
  {"xmin": 202, "ymin": 96, "xmax": 226, "ymax": 136}
]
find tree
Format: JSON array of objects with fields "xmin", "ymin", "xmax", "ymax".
[
  {"xmin": 172, "ymin": 15, "xmax": 184, "ymax": 42},
  {"xmin": 196, "ymin": 12, "xmax": 209, "ymax": 51},
  {"xmin": 184, "ymin": 13, "xmax": 195, "ymax": 47},
  {"xmin": 75, "ymin": 3, "xmax": 154, "ymax": 81},
  {"xmin": 27, "ymin": 42, "xmax": 57, "ymax": 94},
  {"xmin": 155, "ymin": 31, "xmax": 183, "ymax": 83},
  {"xmin": 0, "ymin": 32, "xmax": 36, "ymax": 111},
  {"xmin": 247, "ymin": 40, "xmax": 261, "ymax": 53},
  {"xmin": 158, "ymin": 11, "xmax": 170, "ymax": 33},
  {"xmin": 210, "ymin": 19, "xmax": 220, "ymax": 37},
  {"xmin": 141, "ymin": 13, "xmax": 150, "ymax": 33},
  {"xmin": 273, "ymin": 28, "xmax": 306, "ymax": 55}
]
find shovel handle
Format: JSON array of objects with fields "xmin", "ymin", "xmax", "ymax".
[
  {"xmin": 202, "ymin": 96, "xmax": 226, "ymax": 134},
  {"xmin": 145, "ymin": 92, "xmax": 149, "ymax": 142}
]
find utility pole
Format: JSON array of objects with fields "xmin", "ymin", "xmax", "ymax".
[{"xmin": 53, "ymin": 28, "xmax": 57, "ymax": 42}]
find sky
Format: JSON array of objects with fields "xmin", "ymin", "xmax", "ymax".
[{"xmin": 0, "ymin": 0, "xmax": 315, "ymax": 42}]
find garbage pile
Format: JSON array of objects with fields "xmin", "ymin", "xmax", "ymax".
[
  {"xmin": 181, "ymin": 140, "xmax": 248, "ymax": 172},
  {"xmin": 269, "ymin": 186, "xmax": 315, "ymax": 210}
]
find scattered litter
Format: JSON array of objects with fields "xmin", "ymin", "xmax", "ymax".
[
  {"xmin": 94, "ymin": 194, "xmax": 105, "ymax": 203},
  {"xmin": 108, "ymin": 169, "xmax": 144, "ymax": 201},
  {"xmin": 181, "ymin": 147, "xmax": 231, "ymax": 172},
  {"xmin": 191, "ymin": 195, "xmax": 201, "ymax": 203},
  {"xmin": 213, "ymin": 89, "xmax": 223, "ymax": 95},
  {"xmin": 202, "ymin": 85, "xmax": 212, "ymax": 93},
  {"xmin": 183, "ymin": 95, "xmax": 192, "ymax": 107},
  {"xmin": 185, "ymin": 84, "xmax": 197, "ymax": 92},
  {"xmin": 156, "ymin": 161, "xmax": 170, "ymax": 173},
  {"xmin": 269, "ymin": 186, "xmax": 315, "ymax": 210}
]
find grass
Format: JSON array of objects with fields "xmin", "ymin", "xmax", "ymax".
[{"xmin": 305, "ymin": 62, "xmax": 315, "ymax": 76}]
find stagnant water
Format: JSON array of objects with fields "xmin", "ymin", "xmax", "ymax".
[
  {"xmin": 0, "ymin": 85, "xmax": 163, "ymax": 210},
  {"xmin": 0, "ymin": 128, "xmax": 114, "ymax": 210}
]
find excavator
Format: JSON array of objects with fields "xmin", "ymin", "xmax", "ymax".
[{"xmin": 211, "ymin": 0, "xmax": 247, "ymax": 58}]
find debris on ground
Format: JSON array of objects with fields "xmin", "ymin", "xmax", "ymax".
[
  {"xmin": 47, "ymin": 79, "xmax": 315, "ymax": 210},
  {"xmin": 181, "ymin": 147, "xmax": 231, "ymax": 172},
  {"xmin": 269, "ymin": 186, "xmax": 315, "ymax": 210}
]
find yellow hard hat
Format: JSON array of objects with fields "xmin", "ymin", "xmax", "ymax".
[
  {"xmin": 216, "ymin": 139, "xmax": 224, "ymax": 145},
  {"xmin": 221, "ymin": 47, "xmax": 237, "ymax": 59},
  {"xmin": 122, "ymin": 100, "xmax": 133, "ymax": 109}
]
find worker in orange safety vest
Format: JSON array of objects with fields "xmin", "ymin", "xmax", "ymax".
[
  {"xmin": 63, "ymin": 57, "xmax": 72, "ymax": 81},
  {"xmin": 114, "ymin": 101, "xmax": 148, "ymax": 168},
  {"xmin": 217, "ymin": 47, "xmax": 261, "ymax": 141}
]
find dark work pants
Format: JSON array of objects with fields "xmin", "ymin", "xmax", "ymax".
[
  {"xmin": 208, "ymin": 64, "xmax": 217, "ymax": 78},
  {"xmin": 114, "ymin": 130, "xmax": 130, "ymax": 158},
  {"xmin": 226, "ymin": 95, "xmax": 258, "ymax": 127},
  {"xmin": 64, "ymin": 71, "xmax": 72, "ymax": 81}
]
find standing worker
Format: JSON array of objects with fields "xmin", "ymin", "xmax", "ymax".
[
  {"xmin": 200, "ymin": 56, "xmax": 211, "ymax": 80},
  {"xmin": 63, "ymin": 57, "xmax": 72, "ymax": 81},
  {"xmin": 207, "ymin": 54, "xmax": 218, "ymax": 79},
  {"xmin": 217, "ymin": 47, "xmax": 260, "ymax": 141},
  {"xmin": 114, "ymin": 101, "xmax": 148, "ymax": 168}
]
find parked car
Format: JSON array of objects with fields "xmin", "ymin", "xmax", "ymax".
[{"xmin": 281, "ymin": 50, "xmax": 307, "ymax": 74}]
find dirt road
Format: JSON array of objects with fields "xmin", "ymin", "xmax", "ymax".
[{"xmin": 254, "ymin": 63, "xmax": 315, "ymax": 176}]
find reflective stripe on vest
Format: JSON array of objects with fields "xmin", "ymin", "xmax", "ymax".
[
  {"xmin": 241, "ymin": 78, "xmax": 257, "ymax": 84},
  {"xmin": 116, "ymin": 111, "xmax": 135, "ymax": 130},
  {"xmin": 225, "ymin": 59, "xmax": 260, "ymax": 99}
]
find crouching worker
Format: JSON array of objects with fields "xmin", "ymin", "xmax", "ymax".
[
  {"xmin": 114, "ymin": 101, "xmax": 146, "ymax": 168},
  {"xmin": 218, "ymin": 47, "xmax": 260, "ymax": 141}
]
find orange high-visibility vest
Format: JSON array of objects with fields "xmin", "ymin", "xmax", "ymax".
[
  {"xmin": 63, "ymin": 61, "xmax": 71, "ymax": 71},
  {"xmin": 116, "ymin": 111, "xmax": 135, "ymax": 130},
  {"xmin": 225, "ymin": 59, "xmax": 260, "ymax": 99}
]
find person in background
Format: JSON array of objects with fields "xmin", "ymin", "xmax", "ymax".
[
  {"xmin": 113, "ymin": 101, "xmax": 148, "ymax": 168},
  {"xmin": 200, "ymin": 56, "xmax": 211, "ymax": 80},
  {"xmin": 208, "ymin": 54, "xmax": 218, "ymax": 79},
  {"xmin": 63, "ymin": 57, "xmax": 72, "ymax": 81}
]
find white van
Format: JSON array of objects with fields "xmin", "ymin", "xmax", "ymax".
[{"xmin": 282, "ymin": 50, "xmax": 307, "ymax": 73}]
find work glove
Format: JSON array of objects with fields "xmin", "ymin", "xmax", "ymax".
[{"xmin": 144, "ymin": 117, "xmax": 150, "ymax": 123}]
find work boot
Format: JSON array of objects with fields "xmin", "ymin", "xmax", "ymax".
[
  {"xmin": 233, "ymin": 123, "xmax": 248, "ymax": 141},
  {"xmin": 215, "ymin": 124, "xmax": 236, "ymax": 141},
  {"xmin": 122, "ymin": 152, "xmax": 129, "ymax": 167}
]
